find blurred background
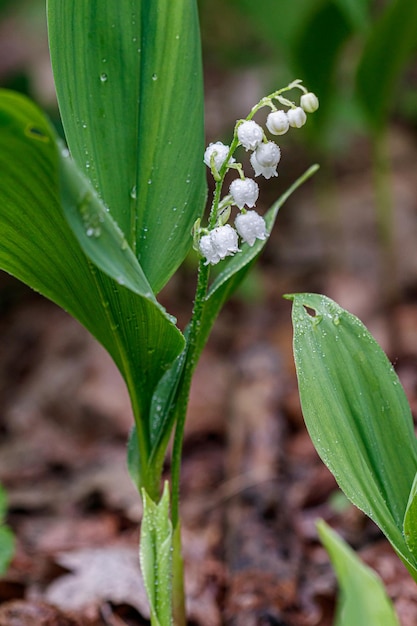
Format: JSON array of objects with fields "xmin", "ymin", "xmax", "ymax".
[{"xmin": 1, "ymin": 1, "xmax": 417, "ymax": 624}]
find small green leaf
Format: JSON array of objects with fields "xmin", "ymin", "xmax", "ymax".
[
  {"xmin": 404, "ymin": 471, "xmax": 417, "ymax": 558},
  {"xmin": 59, "ymin": 149, "xmax": 156, "ymax": 302},
  {"xmin": 0, "ymin": 527, "xmax": 14, "ymax": 575},
  {"xmin": 140, "ymin": 483, "xmax": 173, "ymax": 626},
  {"xmin": 196, "ymin": 165, "xmax": 319, "ymax": 360},
  {"xmin": 0, "ymin": 485, "xmax": 7, "ymax": 522},
  {"xmin": 317, "ymin": 520, "xmax": 399, "ymax": 626},
  {"xmin": 0, "ymin": 487, "xmax": 14, "ymax": 575},
  {"xmin": 288, "ymin": 293, "xmax": 417, "ymax": 578},
  {"xmin": 47, "ymin": 0, "xmax": 206, "ymax": 293},
  {"xmin": 356, "ymin": 0, "xmax": 417, "ymax": 132}
]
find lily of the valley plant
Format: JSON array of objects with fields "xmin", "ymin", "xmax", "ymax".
[{"xmin": 0, "ymin": 2, "xmax": 320, "ymax": 624}]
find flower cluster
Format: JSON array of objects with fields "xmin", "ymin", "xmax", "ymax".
[{"xmin": 196, "ymin": 81, "xmax": 318, "ymax": 265}]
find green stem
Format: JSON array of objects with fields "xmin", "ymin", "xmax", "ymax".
[
  {"xmin": 171, "ymin": 259, "xmax": 210, "ymax": 528},
  {"xmin": 169, "ymin": 260, "xmax": 209, "ymax": 626}
]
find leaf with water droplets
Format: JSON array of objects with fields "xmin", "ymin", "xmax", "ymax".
[
  {"xmin": 140, "ymin": 483, "xmax": 173, "ymax": 626},
  {"xmin": 0, "ymin": 90, "xmax": 184, "ymax": 494},
  {"xmin": 288, "ymin": 292, "xmax": 417, "ymax": 580},
  {"xmin": 48, "ymin": 0, "xmax": 206, "ymax": 293}
]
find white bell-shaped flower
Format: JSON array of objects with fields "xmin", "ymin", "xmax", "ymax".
[
  {"xmin": 229, "ymin": 178, "xmax": 259, "ymax": 209},
  {"xmin": 237, "ymin": 120, "xmax": 263, "ymax": 151},
  {"xmin": 250, "ymin": 141, "xmax": 281, "ymax": 179},
  {"xmin": 266, "ymin": 110, "xmax": 289, "ymax": 135},
  {"xmin": 199, "ymin": 225, "xmax": 239, "ymax": 265},
  {"xmin": 300, "ymin": 92, "xmax": 319, "ymax": 113},
  {"xmin": 235, "ymin": 211, "xmax": 267, "ymax": 247},
  {"xmin": 204, "ymin": 141, "xmax": 234, "ymax": 172},
  {"xmin": 287, "ymin": 107, "xmax": 307, "ymax": 128}
]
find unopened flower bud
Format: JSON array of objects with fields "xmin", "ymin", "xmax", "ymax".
[
  {"xmin": 204, "ymin": 141, "xmax": 234, "ymax": 172},
  {"xmin": 235, "ymin": 211, "xmax": 267, "ymax": 247},
  {"xmin": 237, "ymin": 120, "xmax": 263, "ymax": 151},
  {"xmin": 266, "ymin": 110, "xmax": 289, "ymax": 135},
  {"xmin": 250, "ymin": 141, "xmax": 281, "ymax": 179},
  {"xmin": 229, "ymin": 178, "xmax": 259, "ymax": 209},
  {"xmin": 199, "ymin": 224, "xmax": 239, "ymax": 265},
  {"xmin": 287, "ymin": 107, "xmax": 307, "ymax": 128},
  {"xmin": 300, "ymin": 92, "xmax": 319, "ymax": 113}
]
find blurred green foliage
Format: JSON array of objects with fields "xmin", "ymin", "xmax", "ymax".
[
  {"xmin": 0, "ymin": 485, "xmax": 14, "ymax": 575},
  {"xmin": 199, "ymin": 0, "xmax": 417, "ymax": 150}
]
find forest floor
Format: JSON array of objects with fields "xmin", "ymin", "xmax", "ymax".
[{"xmin": 1, "ymin": 122, "xmax": 417, "ymax": 625}]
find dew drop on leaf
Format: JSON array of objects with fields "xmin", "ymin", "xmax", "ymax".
[{"xmin": 100, "ymin": 73, "xmax": 108, "ymax": 83}]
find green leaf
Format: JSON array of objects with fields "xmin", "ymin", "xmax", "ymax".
[
  {"xmin": 140, "ymin": 483, "xmax": 173, "ymax": 626},
  {"xmin": 0, "ymin": 526, "xmax": 14, "ymax": 575},
  {"xmin": 197, "ymin": 165, "xmax": 319, "ymax": 360},
  {"xmin": 356, "ymin": 0, "xmax": 417, "ymax": 132},
  {"xmin": 0, "ymin": 90, "xmax": 184, "ymax": 487},
  {"xmin": 0, "ymin": 485, "xmax": 7, "ymax": 522},
  {"xmin": 288, "ymin": 293, "xmax": 417, "ymax": 578},
  {"xmin": 59, "ymin": 148, "xmax": 156, "ymax": 301},
  {"xmin": 47, "ymin": 0, "xmax": 207, "ymax": 294},
  {"xmin": 0, "ymin": 486, "xmax": 14, "ymax": 575},
  {"xmin": 317, "ymin": 520, "xmax": 400, "ymax": 626},
  {"xmin": 404, "ymin": 471, "xmax": 417, "ymax": 559}
]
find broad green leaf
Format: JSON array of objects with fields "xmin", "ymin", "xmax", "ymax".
[
  {"xmin": 404, "ymin": 471, "xmax": 417, "ymax": 558},
  {"xmin": 317, "ymin": 520, "xmax": 400, "ymax": 626},
  {"xmin": 356, "ymin": 0, "xmax": 417, "ymax": 132},
  {"xmin": 47, "ymin": 0, "xmax": 206, "ymax": 294},
  {"xmin": 140, "ymin": 483, "xmax": 173, "ymax": 626},
  {"xmin": 0, "ymin": 90, "xmax": 184, "ymax": 485},
  {"xmin": 288, "ymin": 293, "xmax": 417, "ymax": 578}
]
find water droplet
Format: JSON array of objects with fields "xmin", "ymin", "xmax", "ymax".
[
  {"xmin": 100, "ymin": 73, "xmax": 108, "ymax": 83},
  {"xmin": 148, "ymin": 179, "xmax": 152, "ymax": 185},
  {"xmin": 102, "ymin": 58, "xmax": 107, "ymax": 63},
  {"xmin": 172, "ymin": 207, "xmax": 177, "ymax": 212},
  {"xmin": 130, "ymin": 185, "xmax": 137, "ymax": 199},
  {"xmin": 82, "ymin": 122, "xmax": 87, "ymax": 129},
  {"xmin": 175, "ymin": 34, "xmax": 180, "ymax": 40},
  {"xmin": 61, "ymin": 148, "xmax": 70, "ymax": 158},
  {"xmin": 77, "ymin": 192, "xmax": 102, "ymax": 238},
  {"xmin": 132, "ymin": 36, "xmax": 137, "ymax": 43},
  {"xmin": 116, "ymin": 276, "xmax": 126, "ymax": 285},
  {"xmin": 121, "ymin": 239, "xmax": 128, "ymax": 250},
  {"xmin": 152, "ymin": 73, "xmax": 158, "ymax": 81}
]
